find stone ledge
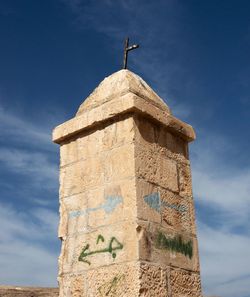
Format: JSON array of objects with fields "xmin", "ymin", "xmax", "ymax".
[{"xmin": 53, "ymin": 93, "xmax": 195, "ymax": 144}]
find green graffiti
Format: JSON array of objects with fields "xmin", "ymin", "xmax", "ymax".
[
  {"xmin": 156, "ymin": 232, "xmax": 193, "ymax": 259},
  {"xmin": 98, "ymin": 274, "xmax": 125, "ymax": 296},
  {"xmin": 96, "ymin": 234, "xmax": 105, "ymax": 244},
  {"xmin": 78, "ymin": 235, "xmax": 123, "ymax": 265}
]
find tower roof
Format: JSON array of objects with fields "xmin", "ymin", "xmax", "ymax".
[
  {"xmin": 76, "ymin": 69, "xmax": 171, "ymax": 116},
  {"xmin": 53, "ymin": 69, "xmax": 195, "ymax": 144}
]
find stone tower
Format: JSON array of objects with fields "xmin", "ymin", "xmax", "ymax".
[{"xmin": 53, "ymin": 70, "xmax": 202, "ymax": 297}]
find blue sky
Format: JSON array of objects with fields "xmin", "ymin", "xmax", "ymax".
[{"xmin": 0, "ymin": 0, "xmax": 250, "ymax": 296}]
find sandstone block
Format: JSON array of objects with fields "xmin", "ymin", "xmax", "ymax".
[
  {"xmin": 86, "ymin": 262, "xmax": 140, "ymax": 297},
  {"xmin": 60, "ymin": 129, "xmax": 104, "ymax": 168},
  {"xmin": 138, "ymin": 262, "xmax": 169, "ymax": 297},
  {"xmin": 104, "ymin": 144, "xmax": 135, "ymax": 183},
  {"xmin": 178, "ymin": 162, "xmax": 193, "ymax": 198},
  {"xmin": 60, "ymin": 179, "xmax": 137, "ymax": 237},
  {"xmin": 159, "ymin": 188, "xmax": 192, "ymax": 234},
  {"xmin": 60, "ymin": 117, "xmax": 135, "ymax": 168},
  {"xmin": 60, "ymin": 140, "xmax": 78, "ymax": 167},
  {"xmin": 60, "ymin": 190, "xmax": 100, "ymax": 237},
  {"xmin": 136, "ymin": 180, "xmax": 194, "ymax": 234},
  {"xmin": 77, "ymin": 129, "xmax": 104, "ymax": 161},
  {"xmin": 59, "ymin": 157, "xmax": 104, "ymax": 198},
  {"xmin": 134, "ymin": 116, "xmax": 188, "ymax": 163},
  {"xmin": 60, "ymin": 222, "xmax": 138, "ymax": 274},
  {"xmin": 136, "ymin": 179, "xmax": 161, "ymax": 224},
  {"xmin": 58, "ymin": 274, "xmax": 86, "ymax": 297},
  {"xmin": 102, "ymin": 117, "xmax": 135, "ymax": 151},
  {"xmin": 189, "ymin": 197, "xmax": 198, "ymax": 235},
  {"xmin": 138, "ymin": 222, "xmax": 200, "ymax": 272},
  {"xmin": 86, "ymin": 261, "xmax": 169, "ymax": 297},
  {"xmin": 170, "ymin": 268, "xmax": 202, "ymax": 297},
  {"xmin": 135, "ymin": 145, "xmax": 178, "ymax": 193},
  {"xmin": 88, "ymin": 179, "xmax": 137, "ymax": 228}
]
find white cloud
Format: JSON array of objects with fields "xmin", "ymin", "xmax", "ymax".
[
  {"xmin": 198, "ymin": 222, "xmax": 250, "ymax": 297},
  {"xmin": 194, "ymin": 168, "xmax": 250, "ymax": 219},
  {"xmin": 0, "ymin": 148, "xmax": 58, "ymax": 189},
  {"xmin": 191, "ymin": 133, "xmax": 250, "ymax": 222},
  {"xmin": 0, "ymin": 203, "xmax": 59, "ymax": 286},
  {"xmin": 0, "ymin": 241, "xmax": 57, "ymax": 286},
  {"xmin": 0, "ymin": 104, "xmax": 59, "ymax": 194},
  {"xmin": 191, "ymin": 132, "xmax": 250, "ymax": 297},
  {"xmin": 0, "ymin": 104, "xmax": 53, "ymax": 150},
  {"xmin": 32, "ymin": 208, "xmax": 59, "ymax": 234},
  {"xmin": 0, "ymin": 98, "xmax": 61, "ymax": 286}
]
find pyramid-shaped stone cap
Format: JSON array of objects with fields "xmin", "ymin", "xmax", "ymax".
[
  {"xmin": 76, "ymin": 69, "xmax": 171, "ymax": 116},
  {"xmin": 53, "ymin": 70, "xmax": 195, "ymax": 144}
]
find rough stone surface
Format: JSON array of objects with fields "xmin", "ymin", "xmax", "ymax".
[
  {"xmin": 53, "ymin": 69, "xmax": 202, "ymax": 296},
  {"xmin": 58, "ymin": 275, "xmax": 85, "ymax": 297},
  {"xmin": 170, "ymin": 268, "xmax": 202, "ymax": 297},
  {"xmin": 76, "ymin": 70, "xmax": 171, "ymax": 115},
  {"xmin": 137, "ymin": 220, "xmax": 200, "ymax": 272},
  {"xmin": 135, "ymin": 145, "xmax": 179, "ymax": 193},
  {"xmin": 59, "ymin": 221, "xmax": 138, "ymax": 274}
]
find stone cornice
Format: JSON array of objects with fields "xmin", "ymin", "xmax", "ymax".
[{"xmin": 53, "ymin": 93, "xmax": 195, "ymax": 144}]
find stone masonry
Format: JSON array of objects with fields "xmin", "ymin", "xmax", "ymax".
[{"xmin": 53, "ymin": 70, "xmax": 202, "ymax": 296}]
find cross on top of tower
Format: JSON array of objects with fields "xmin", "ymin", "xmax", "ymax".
[{"xmin": 123, "ymin": 37, "xmax": 139, "ymax": 69}]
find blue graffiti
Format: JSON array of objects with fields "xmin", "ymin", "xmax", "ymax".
[
  {"xmin": 143, "ymin": 192, "xmax": 187, "ymax": 213},
  {"xmin": 162, "ymin": 201, "xmax": 187, "ymax": 213},
  {"xmin": 69, "ymin": 195, "xmax": 123, "ymax": 218},
  {"xmin": 144, "ymin": 193, "xmax": 161, "ymax": 213}
]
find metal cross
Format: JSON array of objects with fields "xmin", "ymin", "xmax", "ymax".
[{"xmin": 123, "ymin": 37, "xmax": 139, "ymax": 69}]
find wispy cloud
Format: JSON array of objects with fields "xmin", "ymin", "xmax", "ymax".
[
  {"xmin": 0, "ymin": 103, "xmax": 59, "ymax": 196},
  {"xmin": 0, "ymin": 104, "xmax": 53, "ymax": 151},
  {"xmin": 198, "ymin": 222, "xmax": 250, "ymax": 297},
  {"xmin": 192, "ymin": 133, "xmax": 250, "ymax": 222},
  {"xmin": 0, "ymin": 202, "xmax": 59, "ymax": 286},
  {"xmin": 191, "ymin": 132, "xmax": 250, "ymax": 297},
  {"xmin": 0, "ymin": 148, "xmax": 58, "ymax": 191},
  {"xmin": 0, "ymin": 103, "xmax": 60, "ymax": 285}
]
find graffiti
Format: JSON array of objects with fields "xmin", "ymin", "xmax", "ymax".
[
  {"xmin": 96, "ymin": 234, "xmax": 105, "ymax": 244},
  {"xmin": 144, "ymin": 192, "xmax": 161, "ymax": 212},
  {"xmin": 98, "ymin": 274, "xmax": 125, "ymax": 296},
  {"xmin": 69, "ymin": 195, "xmax": 123, "ymax": 218},
  {"xmin": 78, "ymin": 235, "xmax": 123, "ymax": 265},
  {"xmin": 144, "ymin": 192, "xmax": 187, "ymax": 213},
  {"xmin": 156, "ymin": 231, "xmax": 193, "ymax": 259},
  {"xmin": 163, "ymin": 201, "xmax": 187, "ymax": 213}
]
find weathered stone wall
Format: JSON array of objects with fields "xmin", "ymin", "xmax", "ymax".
[
  {"xmin": 58, "ymin": 115, "xmax": 139, "ymax": 296},
  {"xmin": 134, "ymin": 115, "xmax": 201, "ymax": 296},
  {"xmin": 53, "ymin": 70, "xmax": 202, "ymax": 296}
]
